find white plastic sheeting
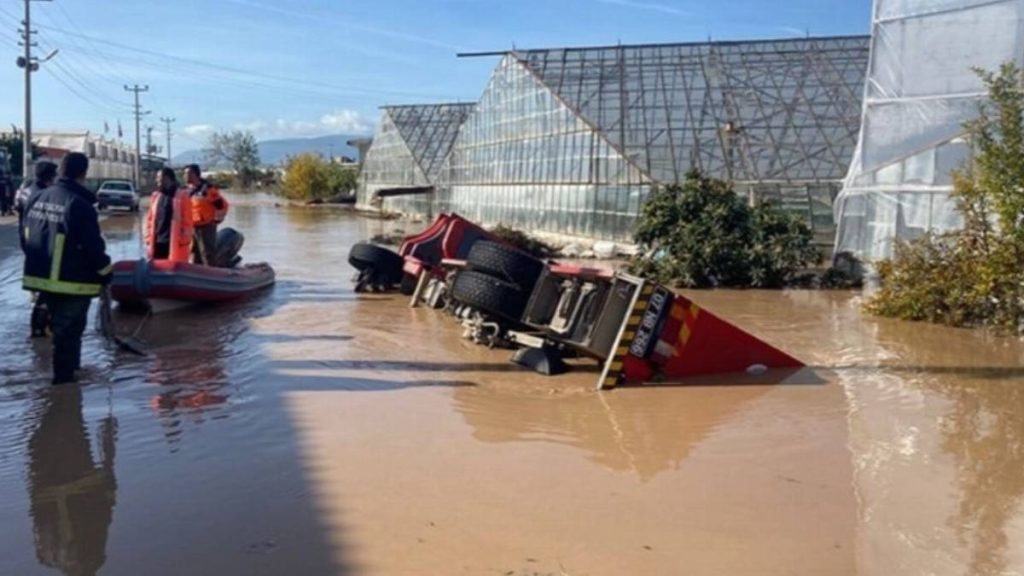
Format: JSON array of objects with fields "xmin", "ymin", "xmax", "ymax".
[{"xmin": 835, "ymin": 0, "xmax": 1024, "ymax": 261}]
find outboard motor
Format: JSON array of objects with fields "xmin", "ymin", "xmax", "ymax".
[{"xmin": 214, "ymin": 227, "xmax": 244, "ymax": 268}]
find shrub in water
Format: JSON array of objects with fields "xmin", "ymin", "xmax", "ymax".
[
  {"xmin": 489, "ymin": 225, "xmax": 557, "ymax": 259},
  {"xmin": 867, "ymin": 63, "xmax": 1024, "ymax": 333},
  {"xmin": 630, "ymin": 170, "xmax": 819, "ymax": 288}
]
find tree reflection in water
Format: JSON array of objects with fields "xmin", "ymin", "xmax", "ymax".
[
  {"xmin": 937, "ymin": 375, "xmax": 1024, "ymax": 576},
  {"xmin": 877, "ymin": 320, "xmax": 1024, "ymax": 576}
]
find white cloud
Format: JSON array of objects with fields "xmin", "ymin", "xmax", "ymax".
[
  {"xmin": 252, "ymin": 110, "xmax": 372, "ymax": 138},
  {"xmin": 183, "ymin": 124, "xmax": 215, "ymax": 138},
  {"xmin": 184, "ymin": 110, "xmax": 372, "ymax": 142},
  {"xmin": 234, "ymin": 120, "xmax": 268, "ymax": 133},
  {"xmin": 272, "ymin": 119, "xmax": 320, "ymax": 136},
  {"xmin": 320, "ymin": 110, "xmax": 371, "ymax": 133}
]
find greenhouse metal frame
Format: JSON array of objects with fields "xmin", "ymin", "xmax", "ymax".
[
  {"xmin": 358, "ymin": 103, "xmax": 475, "ymax": 216},
  {"xmin": 363, "ymin": 35, "xmax": 871, "ymax": 242}
]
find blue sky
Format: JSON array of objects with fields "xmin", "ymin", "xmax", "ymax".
[{"xmin": 0, "ymin": 0, "xmax": 872, "ymax": 151}]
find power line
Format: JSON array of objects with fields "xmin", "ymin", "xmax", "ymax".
[
  {"xmin": 42, "ymin": 63, "xmax": 129, "ymax": 116},
  {"xmin": 35, "ymin": 23, "xmax": 461, "ymax": 100},
  {"xmin": 44, "ymin": 44, "xmax": 427, "ymax": 105},
  {"xmin": 35, "ymin": 7, "xmax": 116, "ymax": 84},
  {"xmin": 4, "ymin": 3, "xmax": 133, "ymax": 141},
  {"xmin": 52, "ymin": 0, "xmax": 125, "ymax": 82},
  {"xmin": 48, "ymin": 58, "xmax": 132, "ymax": 113}
]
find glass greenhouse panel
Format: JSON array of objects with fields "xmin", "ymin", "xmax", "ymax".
[
  {"xmin": 518, "ymin": 37, "xmax": 868, "ymax": 185},
  {"xmin": 444, "ymin": 55, "xmax": 650, "ymax": 241},
  {"xmin": 358, "ymin": 103, "xmax": 474, "ymax": 216}
]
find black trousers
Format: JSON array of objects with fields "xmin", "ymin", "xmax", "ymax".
[
  {"xmin": 153, "ymin": 241, "xmax": 170, "ymax": 259},
  {"xmin": 192, "ymin": 223, "xmax": 217, "ymax": 266},
  {"xmin": 45, "ymin": 294, "xmax": 92, "ymax": 384}
]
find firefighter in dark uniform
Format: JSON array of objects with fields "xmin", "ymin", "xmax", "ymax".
[
  {"xmin": 21, "ymin": 152, "xmax": 113, "ymax": 385},
  {"xmin": 20, "ymin": 160, "xmax": 60, "ymax": 338}
]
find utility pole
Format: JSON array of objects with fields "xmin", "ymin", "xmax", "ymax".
[
  {"xmin": 18, "ymin": 0, "xmax": 53, "ymax": 179},
  {"xmin": 160, "ymin": 117, "xmax": 175, "ymax": 166},
  {"xmin": 124, "ymin": 84, "xmax": 149, "ymax": 191},
  {"xmin": 145, "ymin": 125, "xmax": 154, "ymax": 156}
]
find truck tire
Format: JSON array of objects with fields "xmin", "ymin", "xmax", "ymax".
[
  {"xmin": 466, "ymin": 240, "xmax": 545, "ymax": 292},
  {"xmin": 348, "ymin": 242, "xmax": 403, "ymax": 283},
  {"xmin": 399, "ymin": 273, "xmax": 418, "ymax": 295},
  {"xmin": 451, "ymin": 270, "xmax": 527, "ymax": 321}
]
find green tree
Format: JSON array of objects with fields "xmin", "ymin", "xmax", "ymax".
[
  {"xmin": 324, "ymin": 162, "xmax": 358, "ymax": 196},
  {"xmin": 281, "ymin": 153, "xmax": 329, "ymax": 201},
  {"xmin": 281, "ymin": 154, "xmax": 358, "ymax": 201},
  {"xmin": 0, "ymin": 132, "xmax": 37, "ymax": 179},
  {"xmin": 203, "ymin": 130, "xmax": 260, "ymax": 188},
  {"xmin": 630, "ymin": 170, "xmax": 819, "ymax": 288},
  {"xmin": 868, "ymin": 63, "xmax": 1024, "ymax": 332}
]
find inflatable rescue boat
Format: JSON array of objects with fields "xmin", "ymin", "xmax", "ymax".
[
  {"xmin": 110, "ymin": 226, "xmax": 275, "ymax": 310},
  {"xmin": 110, "ymin": 259, "xmax": 275, "ymax": 307}
]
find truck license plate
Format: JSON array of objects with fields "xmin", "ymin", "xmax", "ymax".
[{"xmin": 629, "ymin": 286, "xmax": 671, "ymax": 358}]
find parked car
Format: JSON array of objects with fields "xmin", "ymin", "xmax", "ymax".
[{"xmin": 96, "ymin": 180, "xmax": 139, "ymax": 212}]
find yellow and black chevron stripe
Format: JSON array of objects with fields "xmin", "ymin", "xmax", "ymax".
[
  {"xmin": 672, "ymin": 301, "xmax": 702, "ymax": 356},
  {"xmin": 598, "ymin": 282, "xmax": 656, "ymax": 390}
]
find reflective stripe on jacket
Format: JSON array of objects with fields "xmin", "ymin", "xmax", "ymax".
[{"xmin": 22, "ymin": 178, "xmax": 112, "ymax": 296}]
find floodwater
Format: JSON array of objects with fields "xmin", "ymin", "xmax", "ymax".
[{"xmin": 1, "ymin": 199, "xmax": 1023, "ymax": 575}]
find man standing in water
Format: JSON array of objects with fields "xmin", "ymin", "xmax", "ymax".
[
  {"xmin": 184, "ymin": 164, "xmax": 228, "ymax": 266},
  {"xmin": 19, "ymin": 160, "xmax": 60, "ymax": 338},
  {"xmin": 148, "ymin": 168, "xmax": 184, "ymax": 260},
  {"xmin": 17, "ymin": 160, "xmax": 58, "ymax": 217},
  {"xmin": 21, "ymin": 152, "xmax": 112, "ymax": 385}
]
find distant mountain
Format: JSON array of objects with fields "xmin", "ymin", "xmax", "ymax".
[{"xmin": 173, "ymin": 134, "xmax": 367, "ymax": 168}]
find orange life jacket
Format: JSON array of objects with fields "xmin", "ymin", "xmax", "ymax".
[
  {"xmin": 190, "ymin": 181, "xmax": 228, "ymax": 227},
  {"xmin": 145, "ymin": 188, "xmax": 194, "ymax": 262}
]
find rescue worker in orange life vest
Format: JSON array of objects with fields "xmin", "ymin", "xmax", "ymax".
[
  {"xmin": 21, "ymin": 152, "xmax": 112, "ymax": 385},
  {"xmin": 149, "ymin": 168, "xmax": 182, "ymax": 259},
  {"xmin": 184, "ymin": 164, "xmax": 228, "ymax": 266}
]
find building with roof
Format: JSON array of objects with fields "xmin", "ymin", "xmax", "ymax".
[
  {"xmin": 357, "ymin": 103, "xmax": 475, "ymax": 216},
  {"xmin": 29, "ymin": 132, "xmax": 137, "ymax": 181},
  {"xmin": 835, "ymin": 0, "xmax": 1023, "ymax": 263}
]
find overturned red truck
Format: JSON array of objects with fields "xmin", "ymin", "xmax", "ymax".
[{"xmin": 348, "ymin": 214, "xmax": 804, "ymax": 390}]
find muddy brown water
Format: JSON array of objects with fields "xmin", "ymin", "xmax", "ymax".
[{"xmin": 1, "ymin": 199, "xmax": 1024, "ymax": 575}]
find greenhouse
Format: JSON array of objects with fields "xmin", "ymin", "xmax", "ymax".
[
  {"xmin": 835, "ymin": 0, "xmax": 1024, "ymax": 262},
  {"xmin": 439, "ymin": 36, "xmax": 870, "ymax": 241},
  {"xmin": 357, "ymin": 103, "xmax": 475, "ymax": 215},
  {"xmin": 362, "ymin": 36, "xmax": 870, "ymax": 243}
]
